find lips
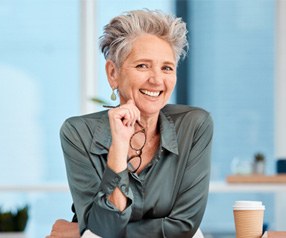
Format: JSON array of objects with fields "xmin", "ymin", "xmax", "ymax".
[{"xmin": 139, "ymin": 89, "xmax": 162, "ymax": 97}]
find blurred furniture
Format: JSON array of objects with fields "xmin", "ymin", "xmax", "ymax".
[{"xmin": 226, "ymin": 175, "xmax": 286, "ymax": 183}]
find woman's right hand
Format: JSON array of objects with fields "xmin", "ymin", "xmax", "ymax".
[
  {"xmin": 107, "ymin": 99, "xmax": 140, "ymax": 173},
  {"xmin": 107, "ymin": 99, "xmax": 140, "ymax": 153}
]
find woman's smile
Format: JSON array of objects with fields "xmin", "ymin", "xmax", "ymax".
[{"xmin": 139, "ymin": 89, "xmax": 162, "ymax": 97}]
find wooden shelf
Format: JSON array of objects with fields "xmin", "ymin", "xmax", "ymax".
[{"xmin": 226, "ymin": 175, "xmax": 286, "ymax": 183}]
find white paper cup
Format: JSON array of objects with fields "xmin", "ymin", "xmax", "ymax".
[{"xmin": 233, "ymin": 201, "xmax": 265, "ymax": 238}]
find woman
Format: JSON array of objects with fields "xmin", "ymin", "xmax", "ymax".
[{"xmin": 48, "ymin": 9, "xmax": 213, "ymax": 238}]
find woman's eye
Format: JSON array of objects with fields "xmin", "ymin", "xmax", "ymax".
[
  {"xmin": 162, "ymin": 66, "xmax": 173, "ymax": 71},
  {"xmin": 136, "ymin": 64, "xmax": 148, "ymax": 69}
]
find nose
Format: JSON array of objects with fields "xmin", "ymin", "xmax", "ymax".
[{"xmin": 148, "ymin": 67, "xmax": 163, "ymax": 85}]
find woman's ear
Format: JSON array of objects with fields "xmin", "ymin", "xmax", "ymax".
[{"xmin": 105, "ymin": 60, "xmax": 119, "ymax": 89}]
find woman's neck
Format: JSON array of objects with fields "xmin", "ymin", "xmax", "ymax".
[{"xmin": 137, "ymin": 114, "xmax": 159, "ymax": 138}]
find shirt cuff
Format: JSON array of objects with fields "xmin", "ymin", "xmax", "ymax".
[{"xmin": 99, "ymin": 166, "xmax": 133, "ymax": 209}]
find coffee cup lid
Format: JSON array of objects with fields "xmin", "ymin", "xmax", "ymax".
[{"xmin": 233, "ymin": 201, "xmax": 265, "ymax": 210}]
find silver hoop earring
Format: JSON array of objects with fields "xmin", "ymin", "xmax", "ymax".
[{"xmin": 110, "ymin": 88, "xmax": 117, "ymax": 101}]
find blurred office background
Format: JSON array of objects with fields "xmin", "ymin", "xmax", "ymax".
[{"xmin": 0, "ymin": 0, "xmax": 285, "ymax": 237}]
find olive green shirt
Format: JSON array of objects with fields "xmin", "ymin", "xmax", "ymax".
[{"xmin": 60, "ymin": 104, "xmax": 213, "ymax": 238}]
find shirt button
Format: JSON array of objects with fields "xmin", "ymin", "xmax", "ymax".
[
  {"xmin": 120, "ymin": 184, "xmax": 128, "ymax": 193},
  {"xmin": 114, "ymin": 177, "xmax": 120, "ymax": 183}
]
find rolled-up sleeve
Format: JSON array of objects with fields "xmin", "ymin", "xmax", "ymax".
[{"xmin": 88, "ymin": 167, "xmax": 133, "ymax": 237}]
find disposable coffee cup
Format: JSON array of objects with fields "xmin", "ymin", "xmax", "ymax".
[{"xmin": 233, "ymin": 201, "xmax": 265, "ymax": 238}]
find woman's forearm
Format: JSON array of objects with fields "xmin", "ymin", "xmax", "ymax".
[
  {"xmin": 108, "ymin": 187, "xmax": 128, "ymax": 212},
  {"xmin": 106, "ymin": 144, "xmax": 128, "ymax": 211}
]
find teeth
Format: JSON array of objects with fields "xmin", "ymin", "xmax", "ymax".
[{"xmin": 140, "ymin": 89, "xmax": 160, "ymax": 97}]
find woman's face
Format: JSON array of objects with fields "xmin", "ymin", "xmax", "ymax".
[{"xmin": 116, "ymin": 34, "xmax": 177, "ymax": 117}]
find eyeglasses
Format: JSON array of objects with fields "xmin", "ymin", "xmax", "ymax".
[
  {"xmin": 127, "ymin": 121, "xmax": 146, "ymax": 173},
  {"xmin": 103, "ymin": 105, "xmax": 147, "ymax": 173}
]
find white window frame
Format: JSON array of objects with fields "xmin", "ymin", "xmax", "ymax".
[
  {"xmin": 80, "ymin": 0, "xmax": 98, "ymax": 114},
  {"xmin": 275, "ymin": 0, "xmax": 286, "ymax": 230},
  {"xmin": 275, "ymin": 0, "xmax": 286, "ymax": 159}
]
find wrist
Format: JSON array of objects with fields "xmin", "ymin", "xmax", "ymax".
[{"xmin": 107, "ymin": 145, "xmax": 128, "ymax": 173}]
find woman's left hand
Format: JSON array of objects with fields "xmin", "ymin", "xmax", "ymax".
[{"xmin": 46, "ymin": 219, "xmax": 80, "ymax": 238}]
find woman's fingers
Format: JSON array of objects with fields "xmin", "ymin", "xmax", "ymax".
[
  {"xmin": 125, "ymin": 100, "xmax": 140, "ymax": 125},
  {"xmin": 120, "ymin": 107, "xmax": 133, "ymax": 127},
  {"xmin": 110, "ymin": 100, "xmax": 140, "ymax": 127}
]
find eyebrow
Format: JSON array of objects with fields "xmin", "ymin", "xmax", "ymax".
[{"xmin": 133, "ymin": 58, "xmax": 176, "ymax": 67}]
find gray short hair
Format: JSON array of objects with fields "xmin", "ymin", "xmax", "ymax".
[{"xmin": 99, "ymin": 9, "xmax": 188, "ymax": 67}]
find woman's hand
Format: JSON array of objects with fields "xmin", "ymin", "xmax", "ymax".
[
  {"xmin": 107, "ymin": 99, "xmax": 140, "ymax": 172},
  {"xmin": 46, "ymin": 219, "xmax": 80, "ymax": 238},
  {"xmin": 106, "ymin": 100, "xmax": 140, "ymax": 210},
  {"xmin": 108, "ymin": 99, "xmax": 140, "ymax": 144}
]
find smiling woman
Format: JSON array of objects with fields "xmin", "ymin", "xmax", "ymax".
[{"xmin": 47, "ymin": 9, "xmax": 213, "ymax": 238}]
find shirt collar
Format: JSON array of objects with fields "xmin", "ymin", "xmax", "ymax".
[
  {"xmin": 90, "ymin": 111, "xmax": 112, "ymax": 154},
  {"xmin": 90, "ymin": 108, "xmax": 179, "ymax": 156},
  {"xmin": 159, "ymin": 109, "xmax": 179, "ymax": 155}
]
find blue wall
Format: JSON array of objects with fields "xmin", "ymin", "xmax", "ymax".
[
  {"xmin": 0, "ymin": 0, "xmax": 79, "ymax": 236},
  {"xmin": 188, "ymin": 0, "xmax": 275, "ymax": 232}
]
